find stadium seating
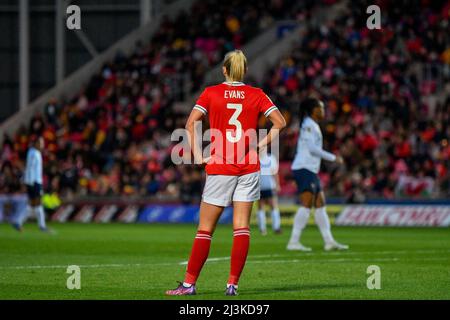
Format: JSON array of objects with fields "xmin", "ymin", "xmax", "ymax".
[
  {"xmin": 262, "ymin": 0, "xmax": 450, "ymax": 200},
  {"xmin": 0, "ymin": 0, "xmax": 449, "ymax": 203}
]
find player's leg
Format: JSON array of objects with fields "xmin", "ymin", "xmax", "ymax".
[
  {"xmin": 33, "ymin": 184, "xmax": 48, "ymax": 231},
  {"xmin": 257, "ymin": 197, "xmax": 267, "ymax": 235},
  {"xmin": 315, "ymin": 192, "xmax": 348, "ymax": 251},
  {"xmin": 12, "ymin": 185, "xmax": 34, "ymax": 231},
  {"xmin": 167, "ymin": 174, "xmax": 234, "ymax": 295},
  {"xmin": 166, "ymin": 201, "xmax": 223, "ymax": 295},
  {"xmin": 182, "ymin": 181, "xmax": 230, "ymax": 287},
  {"xmin": 287, "ymin": 191, "xmax": 313, "ymax": 251},
  {"xmin": 184, "ymin": 201, "xmax": 224, "ymax": 285},
  {"xmin": 227, "ymin": 200, "xmax": 253, "ymax": 295},
  {"xmin": 269, "ymin": 194, "xmax": 281, "ymax": 233},
  {"xmin": 287, "ymin": 169, "xmax": 313, "ymax": 251},
  {"xmin": 29, "ymin": 198, "xmax": 39, "ymax": 226},
  {"xmin": 226, "ymin": 171, "xmax": 259, "ymax": 295},
  {"xmin": 12, "ymin": 205, "xmax": 29, "ymax": 232},
  {"xmin": 19, "ymin": 201, "xmax": 33, "ymax": 229}
]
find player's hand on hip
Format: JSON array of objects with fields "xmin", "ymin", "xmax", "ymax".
[
  {"xmin": 257, "ymin": 144, "xmax": 267, "ymax": 157},
  {"xmin": 202, "ymin": 156, "xmax": 211, "ymax": 165}
]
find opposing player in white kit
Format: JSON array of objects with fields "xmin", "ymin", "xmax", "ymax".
[
  {"xmin": 287, "ymin": 98, "xmax": 348, "ymax": 251},
  {"xmin": 257, "ymin": 152, "xmax": 281, "ymax": 235},
  {"xmin": 12, "ymin": 136, "xmax": 50, "ymax": 232}
]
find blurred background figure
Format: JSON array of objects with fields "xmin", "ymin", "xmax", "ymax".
[
  {"xmin": 257, "ymin": 151, "xmax": 282, "ymax": 235},
  {"xmin": 11, "ymin": 136, "xmax": 49, "ymax": 232}
]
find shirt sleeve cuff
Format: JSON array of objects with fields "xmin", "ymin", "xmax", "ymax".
[
  {"xmin": 264, "ymin": 106, "xmax": 278, "ymax": 117},
  {"xmin": 193, "ymin": 104, "xmax": 207, "ymax": 114}
]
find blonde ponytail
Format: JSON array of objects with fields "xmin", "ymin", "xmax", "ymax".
[{"xmin": 223, "ymin": 50, "xmax": 247, "ymax": 82}]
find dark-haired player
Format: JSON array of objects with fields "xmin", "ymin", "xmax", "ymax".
[{"xmin": 287, "ymin": 98, "xmax": 348, "ymax": 251}]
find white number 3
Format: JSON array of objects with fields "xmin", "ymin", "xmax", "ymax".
[{"xmin": 226, "ymin": 103, "xmax": 242, "ymax": 143}]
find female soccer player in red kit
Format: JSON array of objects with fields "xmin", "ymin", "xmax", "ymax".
[{"xmin": 166, "ymin": 50, "xmax": 286, "ymax": 296}]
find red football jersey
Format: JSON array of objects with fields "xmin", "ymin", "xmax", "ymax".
[{"xmin": 194, "ymin": 81, "xmax": 278, "ymax": 176}]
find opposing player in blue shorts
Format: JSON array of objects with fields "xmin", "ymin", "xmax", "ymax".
[
  {"xmin": 287, "ymin": 98, "xmax": 348, "ymax": 251},
  {"xmin": 12, "ymin": 136, "xmax": 50, "ymax": 232},
  {"xmin": 257, "ymin": 152, "xmax": 281, "ymax": 235}
]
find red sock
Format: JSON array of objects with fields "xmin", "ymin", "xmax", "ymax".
[
  {"xmin": 184, "ymin": 230, "xmax": 212, "ymax": 285},
  {"xmin": 228, "ymin": 227, "xmax": 250, "ymax": 286}
]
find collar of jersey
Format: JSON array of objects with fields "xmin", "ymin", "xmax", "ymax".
[
  {"xmin": 222, "ymin": 81, "xmax": 245, "ymax": 86},
  {"xmin": 301, "ymin": 116, "xmax": 317, "ymax": 127}
]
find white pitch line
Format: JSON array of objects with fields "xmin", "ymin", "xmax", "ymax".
[
  {"xmin": 250, "ymin": 257, "xmax": 450, "ymax": 264},
  {"xmin": 3, "ymin": 257, "xmax": 450, "ymax": 271},
  {"xmin": 198, "ymin": 256, "xmax": 450, "ymax": 266},
  {"xmin": 178, "ymin": 254, "xmax": 280, "ymax": 265},
  {"xmin": 178, "ymin": 249, "xmax": 450, "ymax": 265},
  {"xmin": 312, "ymin": 249, "xmax": 450, "ymax": 256},
  {"xmin": 1, "ymin": 249, "xmax": 449, "ymax": 270},
  {"xmin": 247, "ymin": 257, "xmax": 400, "ymax": 264},
  {"xmin": 0, "ymin": 262, "xmax": 176, "ymax": 270}
]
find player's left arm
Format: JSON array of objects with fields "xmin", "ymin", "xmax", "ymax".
[
  {"xmin": 258, "ymin": 109, "xmax": 286, "ymax": 152},
  {"xmin": 307, "ymin": 139, "xmax": 336, "ymax": 162},
  {"xmin": 257, "ymin": 92, "xmax": 286, "ymax": 151},
  {"xmin": 304, "ymin": 128, "xmax": 336, "ymax": 162},
  {"xmin": 26, "ymin": 152, "xmax": 36, "ymax": 185},
  {"xmin": 37, "ymin": 152, "xmax": 44, "ymax": 184}
]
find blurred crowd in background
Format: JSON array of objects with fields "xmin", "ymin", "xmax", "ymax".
[
  {"xmin": 1, "ymin": 0, "xmax": 449, "ymax": 204},
  {"xmin": 264, "ymin": 0, "xmax": 450, "ymax": 201}
]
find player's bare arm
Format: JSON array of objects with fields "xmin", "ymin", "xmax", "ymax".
[
  {"xmin": 258, "ymin": 109, "xmax": 286, "ymax": 152},
  {"xmin": 185, "ymin": 109, "xmax": 209, "ymax": 165}
]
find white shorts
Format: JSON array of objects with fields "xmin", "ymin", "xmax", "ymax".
[{"xmin": 202, "ymin": 172, "xmax": 260, "ymax": 207}]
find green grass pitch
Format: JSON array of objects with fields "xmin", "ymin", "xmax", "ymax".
[{"xmin": 0, "ymin": 223, "xmax": 449, "ymax": 300}]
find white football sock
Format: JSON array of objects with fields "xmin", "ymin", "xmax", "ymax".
[
  {"xmin": 18, "ymin": 206, "xmax": 33, "ymax": 225},
  {"xmin": 271, "ymin": 208, "xmax": 281, "ymax": 231},
  {"xmin": 257, "ymin": 210, "xmax": 267, "ymax": 233},
  {"xmin": 35, "ymin": 206, "xmax": 46, "ymax": 229},
  {"xmin": 289, "ymin": 207, "xmax": 310, "ymax": 244},
  {"xmin": 315, "ymin": 207, "xmax": 334, "ymax": 244}
]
